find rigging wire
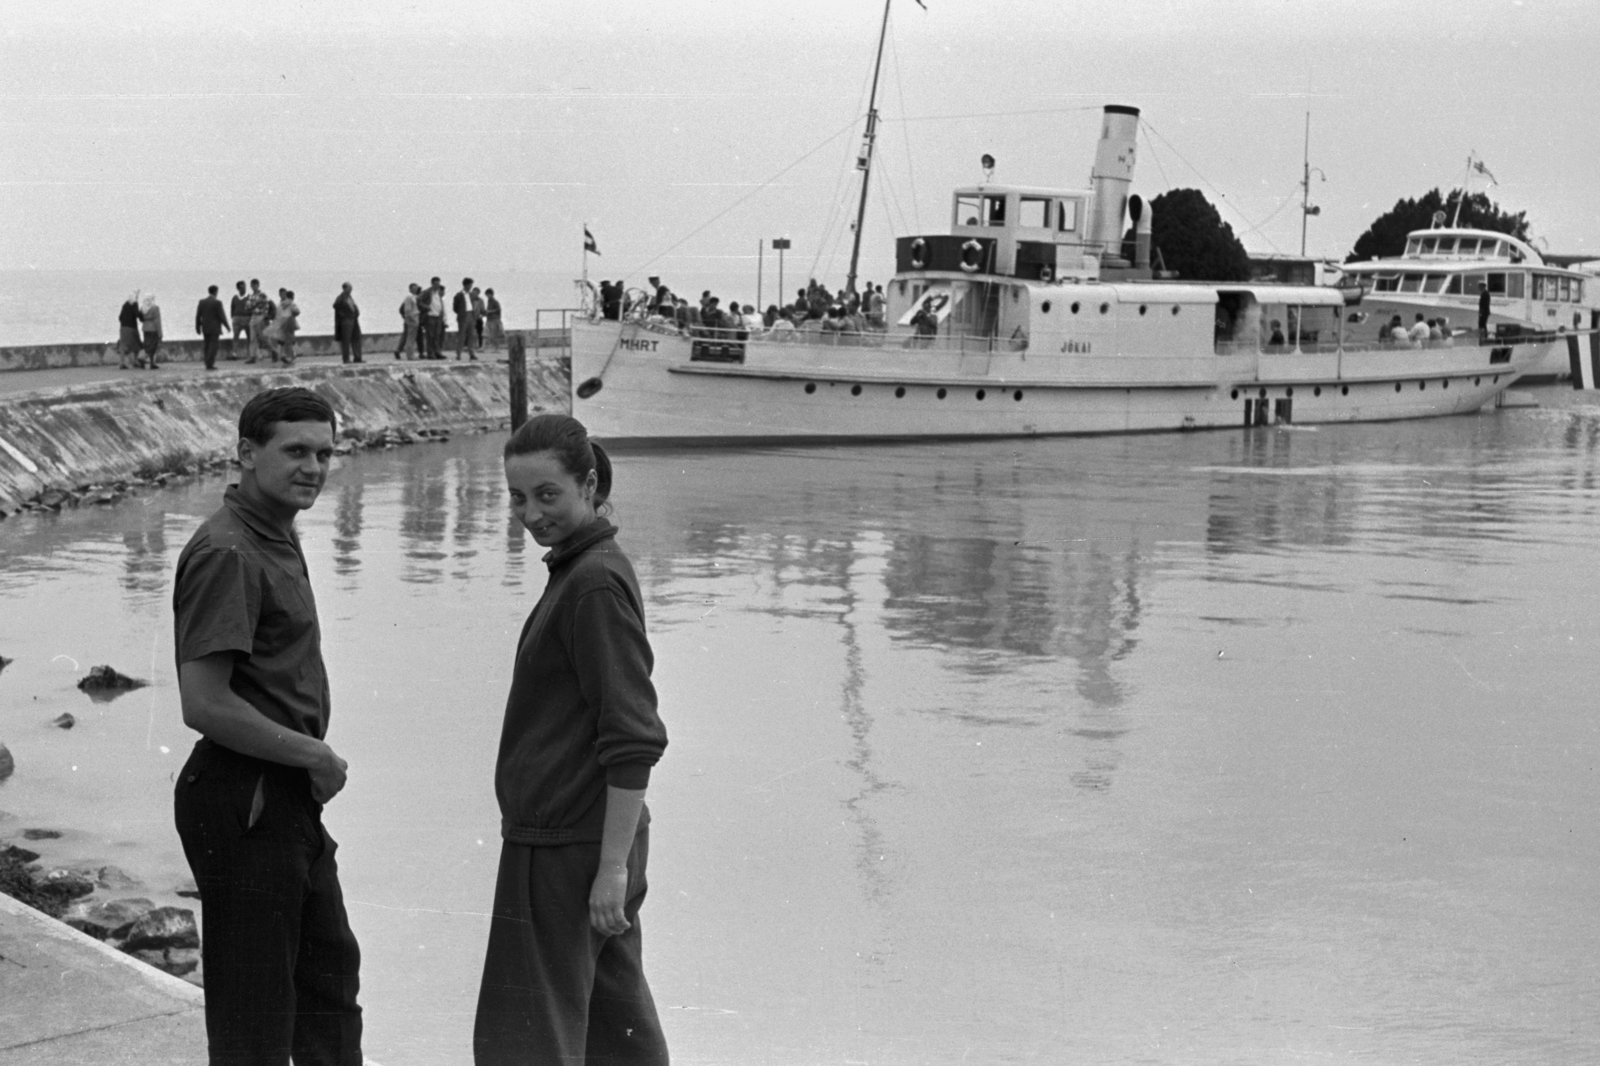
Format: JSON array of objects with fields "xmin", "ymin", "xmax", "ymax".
[
  {"xmin": 1142, "ymin": 118, "xmax": 1282, "ymax": 255},
  {"xmin": 886, "ymin": 16, "xmax": 920, "ymax": 231},
  {"xmin": 626, "ymin": 115, "xmax": 860, "ymax": 285},
  {"xmin": 810, "ymin": 33, "xmax": 883, "ymax": 284}
]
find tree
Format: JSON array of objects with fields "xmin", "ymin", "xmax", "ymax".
[
  {"xmin": 1138, "ymin": 188, "xmax": 1251, "ymax": 282},
  {"xmin": 1347, "ymin": 189, "xmax": 1529, "ymax": 262}
]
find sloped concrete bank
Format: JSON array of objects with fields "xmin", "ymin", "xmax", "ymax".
[{"xmin": 0, "ymin": 357, "xmax": 570, "ymax": 517}]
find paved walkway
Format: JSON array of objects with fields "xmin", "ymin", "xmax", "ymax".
[
  {"xmin": 0, "ymin": 890, "xmax": 206, "ymax": 1064},
  {"xmin": 0, "ymin": 351, "xmax": 503, "ymax": 400}
]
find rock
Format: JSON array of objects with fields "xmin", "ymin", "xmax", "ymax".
[
  {"xmin": 0, "ymin": 654, "xmax": 12, "ymax": 673},
  {"xmin": 77, "ymin": 665, "xmax": 148, "ymax": 701},
  {"xmin": 92, "ymin": 864, "xmax": 142, "ymax": 890},
  {"xmin": 0, "ymin": 744, "xmax": 12, "ymax": 781},
  {"xmin": 32, "ymin": 867, "xmax": 96, "ymax": 901},
  {"xmin": 119, "ymin": 906, "xmax": 199, "ymax": 952},
  {"xmin": 1, "ymin": 844, "xmax": 40, "ymax": 864},
  {"xmin": 128, "ymin": 946, "xmax": 200, "ymax": 978},
  {"xmin": 21, "ymin": 828, "xmax": 62, "ymax": 840},
  {"xmin": 65, "ymin": 897, "xmax": 154, "ymax": 941},
  {"xmin": 36, "ymin": 489, "xmax": 69, "ymax": 511},
  {"xmin": 52, "ymin": 712, "xmax": 75, "ymax": 729}
]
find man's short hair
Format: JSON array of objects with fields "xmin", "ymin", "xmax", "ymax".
[
  {"xmin": 236, "ymin": 280, "xmax": 246, "ymax": 289},
  {"xmin": 239, "ymin": 387, "xmax": 338, "ymax": 445},
  {"xmin": 463, "ymin": 277, "xmax": 473, "ymax": 288},
  {"xmin": 250, "ymin": 278, "xmax": 260, "ymax": 286},
  {"xmin": 208, "ymin": 285, "xmax": 219, "ymax": 295}
]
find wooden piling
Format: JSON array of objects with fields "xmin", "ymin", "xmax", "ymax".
[{"xmin": 508, "ymin": 333, "xmax": 528, "ymax": 430}]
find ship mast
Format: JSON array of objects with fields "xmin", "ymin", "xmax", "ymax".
[{"xmin": 845, "ymin": 0, "xmax": 893, "ymax": 296}]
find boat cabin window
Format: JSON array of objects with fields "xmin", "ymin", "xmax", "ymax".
[
  {"xmin": 1532, "ymin": 274, "xmax": 1547, "ymax": 300},
  {"xmin": 1456, "ymin": 238, "xmax": 1480, "ymax": 256},
  {"xmin": 1460, "ymin": 272, "xmax": 1486, "ymax": 295},
  {"xmin": 1435, "ymin": 238, "xmax": 1457, "ymax": 255},
  {"xmin": 955, "ymin": 194, "xmax": 982, "ymax": 226},
  {"xmin": 1373, "ymin": 274, "xmax": 1399, "ymax": 293},
  {"xmin": 1405, "ymin": 237, "xmax": 1422, "ymax": 255},
  {"xmin": 1420, "ymin": 237, "xmax": 1438, "ymax": 254},
  {"xmin": 1057, "ymin": 200, "xmax": 1079, "ymax": 233},
  {"xmin": 1487, "ymin": 272, "xmax": 1507, "ymax": 295},
  {"xmin": 1560, "ymin": 277, "xmax": 1573, "ymax": 301},
  {"xmin": 1445, "ymin": 275, "xmax": 1462, "ymax": 295},
  {"xmin": 983, "ymin": 195, "xmax": 1007, "ymax": 226},
  {"xmin": 1399, "ymin": 273, "xmax": 1424, "ymax": 293},
  {"xmin": 1422, "ymin": 274, "xmax": 1447, "ymax": 294},
  {"xmin": 1506, "ymin": 272, "xmax": 1525, "ymax": 299},
  {"xmin": 1018, "ymin": 197, "xmax": 1049, "ymax": 229}
]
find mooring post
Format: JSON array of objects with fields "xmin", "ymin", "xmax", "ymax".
[{"xmin": 508, "ymin": 332, "xmax": 528, "ymax": 430}]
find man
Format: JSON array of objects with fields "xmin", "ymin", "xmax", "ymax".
[
  {"xmin": 277, "ymin": 290, "xmax": 301, "ymax": 366},
  {"xmin": 246, "ymin": 279, "xmax": 271, "ymax": 364},
  {"xmin": 396, "ymin": 283, "xmax": 421, "ymax": 360},
  {"xmin": 229, "ymin": 281, "xmax": 250, "ymax": 360},
  {"xmin": 453, "ymin": 276, "xmax": 478, "ymax": 360},
  {"xmin": 1408, "ymin": 313, "xmax": 1431, "ymax": 347},
  {"xmin": 423, "ymin": 276, "xmax": 446, "ymax": 359},
  {"xmin": 1478, "ymin": 281, "xmax": 1492, "ymax": 340},
  {"xmin": 172, "ymin": 387, "xmax": 362, "ymax": 1064},
  {"xmin": 195, "ymin": 285, "xmax": 231, "ymax": 371},
  {"xmin": 333, "ymin": 282, "xmax": 363, "ymax": 364}
]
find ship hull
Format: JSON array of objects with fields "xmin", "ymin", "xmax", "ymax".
[{"xmin": 570, "ymin": 321, "xmax": 1548, "ymax": 444}]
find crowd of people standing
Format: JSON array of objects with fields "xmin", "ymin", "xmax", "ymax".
[{"xmin": 113, "ymin": 277, "xmax": 507, "ymax": 371}]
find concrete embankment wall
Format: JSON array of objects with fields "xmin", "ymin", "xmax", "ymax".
[
  {"xmin": 0, "ymin": 327, "xmax": 572, "ymax": 373},
  {"xmin": 0, "ymin": 357, "xmax": 571, "ymax": 516}
]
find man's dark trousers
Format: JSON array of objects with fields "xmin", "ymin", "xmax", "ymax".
[
  {"xmin": 175, "ymin": 740, "xmax": 362, "ymax": 1065},
  {"xmin": 202, "ymin": 332, "xmax": 222, "ymax": 369}
]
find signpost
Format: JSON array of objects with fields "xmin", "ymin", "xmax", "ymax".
[{"xmin": 773, "ymin": 238, "xmax": 791, "ymax": 309}]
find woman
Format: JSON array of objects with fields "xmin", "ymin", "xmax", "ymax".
[
  {"xmin": 476, "ymin": 414, "xmax": 669, "ymax": 1066},
  {"xmin": 140, "ymin": 294, "xmax": 164, "ymax": 369},
  {"xmin": 484, "ymin": 288, "xmax": 504, "ymax": 348},
  {"xmin": 117, "ymin": 292, "xmax": 143, "ymax": 369}
]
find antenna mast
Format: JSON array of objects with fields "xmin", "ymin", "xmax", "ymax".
[{"xmin": 846, "ymin": 0, "xmax": 893, "ymax": 296}]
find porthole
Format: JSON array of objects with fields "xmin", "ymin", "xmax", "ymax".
[
  {"xmin": 1341, "ymin": 385, "xmax": 1349, "ymax": 396},
  {"xmin": 895, "ymin": 386, "xmax": 906, "ymax": 398},
  {"xmin": 1230, "ymin": 389, "xmax": 1239, "ymax": 400},
  {"xmin": 1139, "ymin": 304, "xmax": 1148, "ymax": 316},
  {"xmin": 1041, "ymin": 300, "xmax": 1052, "ymax": 314},
  {"xmin": 937, "ymin": 387, "xmax": 948, "ymax": 400},
  {"xmin": 1474, "ymin": 376, "xmax": 1481, "ymax": 385},
  {"xmin": 976, "ymin": 389, "xmax": 986, "ymax": 400},
  {"xmin": 804, "ymin": 382, "xmax": 816, "ymax": 394},
  {"xmin": 1442, "ymin": 379, "xmax": 1449, "ymax": 389},
  {"xmin": 1013, "ymin": 390, "xmax": 1023, "ymax": 402},
  {"xmin": 1171, "ymin": 306, "xmax": 1180, "ymax": 316},
  {"xmin": 1395, "ymin": 383, "xmax": 1402, "ymax": 392},
  {"xmin": 1314, "ymin": 386, "xmax": 1322, "ymax": 397},
  {"xmin": 1418, "ymin": 381, "xmax": 1425, "ymax": 390},
  {"xmin": 1258, "ymin": 388, "xmax": 1267, "ymax": 399},
  {"xmin": 1071, "ymin": 302, "xmax": 1081, "ymax": 314},
  {"xmin": 1286, "ymin": 387, "xmax": 1294, "ymax": 398},
  {"xmin": 1099, "ymin": 302, "xmax": 1110, "ymax": 314},
  {"xmin": 851, "ymin": 384, "xmax": 862, "ymax": 396}
]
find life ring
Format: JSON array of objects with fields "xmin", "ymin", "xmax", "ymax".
[
  {"xmin": 960, "ymin": 239, "xmax": 983, "ymax": 273},
  {"xmin": 909, "ymin": 237, "xmax": 928, "ymax": 270},
  {"xmin": 1038, "ymin": 264, "xmax": 1054, "ymax": 283}
]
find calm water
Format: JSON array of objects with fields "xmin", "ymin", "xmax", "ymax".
[{"xmin": 3, "ymin": 394, "xmax": 1600, "ymax": 1064}]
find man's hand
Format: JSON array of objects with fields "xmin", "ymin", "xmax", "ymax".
[
  {"xmin": 309, "ymin": 746, "xmax": 349, "ymax": 803},
  {"xmin": 588, "ymin": 864, "xmax": 630, "ymax": 936}
]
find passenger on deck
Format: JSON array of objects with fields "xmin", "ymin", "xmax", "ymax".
[
  {"xmin": 1438, "ymin": 317, "xmax": 1455, "ymax": 347},
  {"xmin": 1267, "ymin": 320, "xmax": 1286, "ymax": 348},
  {"xmin": 1428, "ymin": 318, "xmax": 1444, "ymax": 343},
  {"xmin": 907, "ymin": 297, "xmax": 940, "ymax": 347},
  {"xmin": 1408, "ymin": 313, "xmax": 1431, "ymax": 346},
  {"xmin": 864, "ymin": 284, "xmax": 886, "ymax": 329}
]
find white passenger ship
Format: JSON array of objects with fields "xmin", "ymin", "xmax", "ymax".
[
  {"xmin": 570, "ymin": 103, "xmax": 1583, "ymax": 444},
  {"xmin": 1339, "ymin": 227, "xmax": 1599, "ymax": 381}
]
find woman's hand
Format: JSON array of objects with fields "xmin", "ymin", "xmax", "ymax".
[{"xmin": 588, "ymin": 864, "xmax": 630, "ymax": 936}]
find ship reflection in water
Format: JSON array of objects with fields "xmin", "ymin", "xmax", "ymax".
[{"xmin": 4, "ymin": 395, "xmax": 1600, "ymax": 1064}]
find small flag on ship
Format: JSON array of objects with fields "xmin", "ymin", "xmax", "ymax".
[
  {"xmin": 584, "ymin": 226, "xmax": 600, "ymax": 255},
  {"xmin": 1471, "ymin": 158, "xmax": 1497, "ymax": 185}
]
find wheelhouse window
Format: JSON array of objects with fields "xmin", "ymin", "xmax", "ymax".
[
  {"xmin": 1575, "ymin": 280, "xmax": 1586, "ymax": 303},
  {"xmin": 1420, "ymin": 237, "xmax": 1438, "ymax": 254},
  {"xmin": 1560, "ymin": 277, "xmax": 1573, "ymax": 301},
  {"xmin": 1057, "ymin": 200, "xmax": 1079, "ymax": 232},
  {"xmin": 1435, "ymin": 238, "xmax": 1457, "ymax": 255},
  {"xmin": 955, "ymin": 194, "xmax": 982, "ymax": 226},
  {"xmin": 1018, "ymin": 197, "xmax": 1049, "ymax": 229},
  {"xmin": 1405, "ymin": 237, "xmax": 1422, "ymax": 255},
  {"xmin": 982, "ymin": 195, "xmax": 1007, "ymax": 226},
  {"xmin": 1487, "ymin": 272, "xmax": 1507, "ymax": 295},
  {"xmin": 1399, "ymin": 273, "xmax": 1424, "ymax": 293},
  {"xmin": 1456, "ymin": 238, "xmax": 1480, "ymax": 257},
  {"xmin": 1506, "ymin": 272, "xmax": 1525, "ymax": 299}
]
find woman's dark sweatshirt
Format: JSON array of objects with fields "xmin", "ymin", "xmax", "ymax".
[{"xmin": 495, "ymin": 518, "xmax": 667, "ymax": 847}]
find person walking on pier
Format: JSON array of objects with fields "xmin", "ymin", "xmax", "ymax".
[
  {"xmin": 334, "ymin": 282, "xmax": 363, "ymax": 363},
  {"xmin": 396, "ymin": 282, "xmax": 421, "ymax": 360},
  {"xmin": 195, "ymin": 285, "xmax": 231, "ymax": 371},
  {"xmin": 475, "ymin": 413, "xmax": 669, "ymax": 1066},
  {"xmin": 246, "ymin": 280, "xmax": 271, "ymax": 364},
  {"xmin": 229, "ymin": 281, "xmax": 250, "ymax": 361},
  {"xmin": 454, "ymin": 277, "xmax": 479, "ymax": 360},
  {"xmin": 140, "ymin": 293, "xmax": 164, "ymax": 369},
  {"xmin": 423, "ymin": 276, "xmax": 446, "ymax": 359},
  {"xmin": 172, "ymin": 387, "xmax": 364, "ymax": 1066},
  {"xmin": 117, "ymin": 292, "xmax": 144, "ymax": 370},
  {"xmin": 277, "ymin": 290, "xmax": 301, "ymax": 366},
  {"xmin": 484, "ymin": 288, "xmax": 504, "ymax": 348}
]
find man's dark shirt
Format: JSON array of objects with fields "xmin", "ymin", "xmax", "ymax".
[{"xmin": 173, "ymin": 486, "xmax": 331, "ymax": 739}]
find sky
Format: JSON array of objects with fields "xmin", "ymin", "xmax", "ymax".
[{"xmin": 3, "ymin": 0, "xmax": 1597, "ymax": 295}]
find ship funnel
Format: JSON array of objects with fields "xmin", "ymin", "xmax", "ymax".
[
  {"xmin": 1130, "ymin": 194, "xmax": 1153, "ymax": 270},
  {"xmin": 1088, "ymin": 104, "xmax": 1140, "ymax": 259}
]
